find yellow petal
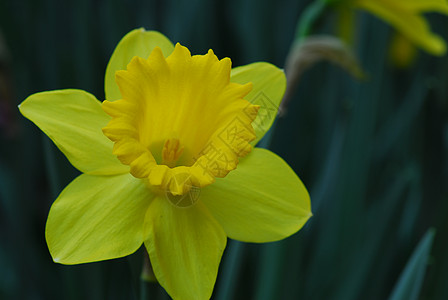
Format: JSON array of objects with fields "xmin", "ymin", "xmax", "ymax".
[
  {"xmin": 144, "ymin": 197, "xmax": 226, "ymax": 300},
  {"xmin": 19, "ymin": 89, "xmax": 128, "ymax": 175},
  {"xmin": 356, "ymin": 0, "xmax": 447, "ymax": 55},
  {"xmin": 404, "ymin": 0, "xmax": 448, "ymax": 13},
  {"xmin": 231, "ymin": 62, "xmax": 286, "ymax": 145},
  {"xmin": 202, "ymin": 148, "xmax": 311, "ymax": 242},
  {"xmin": 105, "ymin": 28, "xmax": 174, "ymax": 101},
  {"xmin": 46, "ymin": 173, "xmax": 153, "ymax": 264}
]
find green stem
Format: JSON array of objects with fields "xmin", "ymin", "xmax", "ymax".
[
  {"xmin": 215, "ymin": 240, "xmax": 246, "ymax": 300},
  {"xmin": 295, "ymin": 0, "xmax": 328, "ymax": 41},
  {"xmin": 140, "ymin": 251, "xmax": 160, "ymax": 300}
]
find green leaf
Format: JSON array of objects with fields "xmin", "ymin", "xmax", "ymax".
[{"xmin": 388, "ymin": 229, "xmax": 436, "ymax": 300}]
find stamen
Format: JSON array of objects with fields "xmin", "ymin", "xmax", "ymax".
[{"xmin": 162, "ymin": 138, "xmax": 184, "ymax": 168}]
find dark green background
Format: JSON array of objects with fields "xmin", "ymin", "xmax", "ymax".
[{"xmin": 1, "ymin": 0, "xmax": 447, "ymax": 299}]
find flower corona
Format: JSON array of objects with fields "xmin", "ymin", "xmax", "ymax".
[{"xmin": 102, "ymin": 44, "xmax": 260, "ymax": 196}]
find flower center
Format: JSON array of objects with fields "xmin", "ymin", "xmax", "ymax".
[
  {"xmin": 102, "ymin": 43, "xmax": 259, "ymax": 196},
  {"xmin": 161, "ymin": 138, "xmax": 184, "ymax": 168}
]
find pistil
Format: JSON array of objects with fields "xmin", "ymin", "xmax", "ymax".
[{"xmin": 162, "ymin": 138, "xmax": 184, "ymax": 168}]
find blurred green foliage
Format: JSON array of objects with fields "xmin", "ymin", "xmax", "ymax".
[{"xmin": 0, "ymin": 0, "xmax": 447, "ymax": 299}]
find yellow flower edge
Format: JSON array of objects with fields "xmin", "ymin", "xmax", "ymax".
[
  {"xmin": 18, "ymin": 28, "xmax": 312, "ymax": 300},
  {"xmin": 355, "ymin": 0, "xmax": 448, "ymax": 56}
]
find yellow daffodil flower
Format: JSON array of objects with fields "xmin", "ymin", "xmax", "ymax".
[
  {"xmin": 19, "ymin": 29, "xmax": 311, "ymax": 300},
  {"xmin": 354, "ymin": 0, "xmax": 448, "ymax": 56}
]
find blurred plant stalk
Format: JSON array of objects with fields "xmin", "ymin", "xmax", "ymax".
[{"xmin": 282, "ymin": 35, "xmax": 364, "ymax": 115}]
